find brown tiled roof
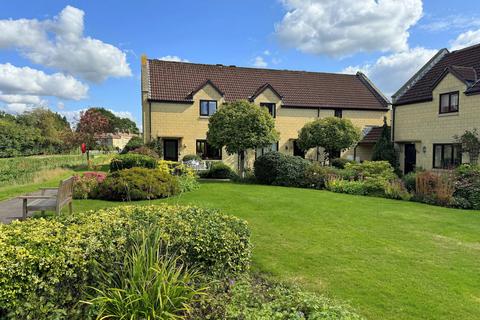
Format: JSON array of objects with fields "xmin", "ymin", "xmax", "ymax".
[
  {"xmin": 147, "ymin": 60, "xmax": 389, "ymax": 110},
  {"xmin": 395, "ymin": 44, "xmax": 480, "ymax": 106},
  {"xmin": 358, "ymin": 126, "xmax": 384, "ymax": 145}
]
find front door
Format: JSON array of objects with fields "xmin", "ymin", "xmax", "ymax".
[
  {"xmin": 163, "ymin": 139, "xmax": 179, "ymax": 161},
  {"xmin": 404, "ymin": 143, "xmax": 416, "ymax": 174}
]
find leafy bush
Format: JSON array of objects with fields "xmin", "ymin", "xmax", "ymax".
[
  {"xmin": 178, "ymin": 174, "xmax": 200, "ymax": 193},
  {"xmin": 345, "ymin": 161, "xmax": 397, "ymax": 181},
  {"xmin": 110, "ymin": 153, "xmax": 157, "ymax": 172},
  {"xmin": 303, "ymin": 163, "xmax": 338, "ymax": 189},
  {"xmin": 384, "ymin": 180, "xmax": 412, "ymax": 201},
  {"xmin": 453, "ymin": 165, "xmax": 480, "ymax": 209},
  {"xmin": 402, "ymin": 172, "xmax": 417, "ymax": 193},
  {"xmin": 121, "ymin": 136, "xmax": 144, "ymax": 154},
  {"xmin": 73, "ymin": 172, "xmax": 107, "ymax": 199},
  {"xmin": 0, "ymin": 205, "xmax": 251, "ymax": 318},
  {"xmin": 86, "ymin": 228, "xmax": 206, "ymax": 318},
  {"xmin": 192, "ymin": 275, "xmax": 362, "ymax": 320},
  {"xmin": 253, "ymin": 152, "xmax": 284, "ymax": 185},
  {"xmin": 325, "ymin": 177, "xmax": 368, "ymax": 195},
  {"xmin": 203, "ymin": 162, "xmax": 237, "ymax": 179},
  {"xmin": 129, "ymin": 146, "xmax": 159, "ymax": 159},
  {"xmin": 95, "ymin": 168, "xmax": 180, "ymax": 201},
  {"xmin": 183, "ymin": 154, "xmax": 202, "ymax": 162},
  {"xmin": 254, "ymin": 152, "xmax": 310, "ymax": 187},
  {"xmin": 331, "ymin": 158, "xmax": 353, "ymax": 169}
]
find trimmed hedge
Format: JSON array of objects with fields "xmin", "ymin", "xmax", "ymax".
[
  {"xmin": 109, "ymin": 154, "xmax": 157, "ymax": 172},
  {"xmin": 95, "ymin": 167, "xmax": 180, "ymax": 201},
  {"xmin": 203, "ymin": 162, "xmax": 237, "ymax": 179},
  {"xmin": 0, "ymin": 205, "xmax": 251, "ymax": 319}
]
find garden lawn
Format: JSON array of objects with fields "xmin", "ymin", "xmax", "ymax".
[{"xmin": 22, "ymin": 182, "xmax": 480, "ymax": 319}]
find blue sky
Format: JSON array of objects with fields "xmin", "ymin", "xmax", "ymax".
[{"xmin": 1, "ymin": 0, "xmax": 480, "ymax": 128}]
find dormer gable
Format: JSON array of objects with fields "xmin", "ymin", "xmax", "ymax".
[
  {"xmin": 187, "ymin": 79, "xmax": 224, "ymax": 100},
  {"xmin": 248, "ymin": 83, "xmax": 282, "ymax": 103}
]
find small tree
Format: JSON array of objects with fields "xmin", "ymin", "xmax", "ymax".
[
  {"xmin": 372, "ymin": 122, "xmax": 398, "ymax": 169},
  {"xmin": 76, "ymin": 109, "xmax": 110, "ymax": 161},
  {"xmin": 297, "ymin": 117, "xmax": 360, "ymax": 163},
  {"xmin": 207, "ymin": 100, "xmax": 279, "ymax": 177},
  {"xmin": 454, "ymin": 129, "xmax": 480, "ymax": 165}
]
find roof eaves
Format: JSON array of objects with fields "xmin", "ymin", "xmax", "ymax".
[
  {"xmin": 392, "ymin": 48, "xmax": 449, "ymax": 104},
  {"xmin": 356, "ymin": 72, "xmax": 391, "ymax": 107}
]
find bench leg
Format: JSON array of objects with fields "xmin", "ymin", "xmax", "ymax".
[
  {"xmin": 68, "ymin": 202, "xmax": 73, "ymax": 215},
  {"xmin": 22, "ymin": 199, "xmax": 27, "ymax": 220}
]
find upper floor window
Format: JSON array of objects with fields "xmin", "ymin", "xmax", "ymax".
[
  {"xmin": 433, "ymin": 143, "xmax": 461, "ymax": 169},
  {"xmin": 196, "ymin": 139, "xmax": 221, "ymax": 160},
  {"xmin": 200, "ymin": 100, "xmax": 217, "ymax": 116},
  {"xmin": 334, "ymin": 109, "xmax": 343, "ymax": 118},
  {"xmin": 256, "ymin": 142, "xmax": 278, "ymax": 158},
  {"xmin": 260, "ymin": 102, "xmax": 276, "ymax": 118},
  {"xmin": 439, "ymin": 92, "xmax": 459, "ymax": 114}
]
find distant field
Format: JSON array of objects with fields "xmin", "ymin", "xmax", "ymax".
[{"xmin": 0, "ymin": 153, "xmax": 113, "ymax": 186}]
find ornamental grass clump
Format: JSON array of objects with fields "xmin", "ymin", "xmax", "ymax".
[{"xmin": 85, "ymin": 228, "xmax": 206, "ymax": 319}]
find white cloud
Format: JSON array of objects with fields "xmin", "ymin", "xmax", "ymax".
[
  {"xmin": 0, "ymin": 63, "xmax": 88, "ymax": 100},
  {"xmin": 253, "ymin": 56, "xmax": 268, "ymax": 68},
  {"xmin": 263, "ymin": 50, "xmax": 271, "ymax": 56},
  {"xmin": 159, "ymin": 55, "xmax": 190, "ymax": 62},
  {"xmin": 343, "ymin": 47, "xmax": 437, "ymax": 97},
  {"xmin": 275, "ymin": 0, "xmax": 423, "ymax": 57},
  {"xmin": 57, "ymin": 101, "xmax": 65, "ymax": 110},
  {"xmin": 450, "ymin": 29, "xmax": 480, "ymax": 51},
  {"xmin": 0, "ymin": 94, "xmax": 48, "ymax": 114},
  {"xmin": 420, "ymin": 15, "xmax": 480, "ymax": 32},
  {"xmin": 0, "ymin": 6, "xmax": 131, "ymax": 82}
]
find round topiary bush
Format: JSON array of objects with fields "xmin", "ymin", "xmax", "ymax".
[
  {"xmin": 95, "ymin": 168, "xmax": 180, "ymax": 201},
  {"xmin": 182, "ymin": 154, "xmax": 202, "ymax": 162},
  {"xmin": 254, "ymin": 152, "xmax": 310, "ymax": 187},
  {"xmin": 110, "ymin": 153, "xmax": 158, "ymax": 172}
]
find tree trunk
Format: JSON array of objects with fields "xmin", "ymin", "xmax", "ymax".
[{"xmin": 238, "ymin": 150, "xmax": 245, "ymax": 178}]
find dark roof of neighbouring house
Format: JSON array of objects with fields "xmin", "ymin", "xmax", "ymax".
[
  {"xmin": 145, "ymin": 60, "xmax": 390, "ymax": 110},
  {"xmin": 358, "ymin": 126, "xmax": 385, "ymax": 145},
  {"xmin": 394, "ymin": 43, "xmax": 480, "ymax": 106}
]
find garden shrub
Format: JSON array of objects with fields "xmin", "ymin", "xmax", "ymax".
[
  {"xmin": 303, "ymin": 162, "xmax": 337, "ymax": 189},
  {"xmin": 0, "ymin": 205, "xmax": 251, "ymax": 318},
  {"xmin": 345, "ymin": 161, "xmax": 397, "ymax": 181},
  {"xmin": 73, "ymin": 172, "xmax": 106, "ymax": 199},
  {"xmin": 331, "ymin": 158, "xmax": 353, "ymax": 169},
  {"xmin": 203, "ymin": 162, "xmax": 237, "ymax": 179},
  {"xmin": 384, "ymin": 179, "xmax": 412, "ymax": 201},
  {"xmin": 178, "ymin": 174, "xmax": 200, "ymax": 193},
  {"xmin": 402, "ymin": 172, "xmax": 417, "ymax": 193},
  {"xmin": 192, "ymin": 275, "xmax": 362, "ymax": 320},
  {"xmin": 110, "ymin": 153, "xmax": 157, "ymax": 172},
  {"xmin": 183, "ymin": 154, "xmax": 202, "ymax": 162},
  {"xmin": 253, "ymin": 151, "xmax": 284, "ymax": 185},
  {"xmin": 254, "ymin": 152, "xmax": 310, "ymax": 187},
  {"xmin": 415, "ymin": 171, "xmax": 454, "ymax": 206},
  {"xmin": 325, "ymin": 176, "xmax": 368, "ymax": 195},
  {"xmin": 95, "ymin": 168, "xmax": 180, "ymax": 201},
  {"xmin": 453, "ymin": 164, "xmax": 480, "ymax": 209},
  {"xmin": 129, "ymin": 146, "xmax": 159, "ymax": 159}
]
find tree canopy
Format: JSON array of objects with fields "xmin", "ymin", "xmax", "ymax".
[
  {"xmin": 207, "ymin": 100, "xmax": 279, "ymax": 175},
  {"xmin": 297, "ymin": 117, "xmax": 360, "ymax": 161},
  {"xmin": 89, "ymin": 107, "xmax": 139, "ymax": 134},
  {"xmin": 372, "ymin": 124, "xmax": 398, "ymax": 169}
]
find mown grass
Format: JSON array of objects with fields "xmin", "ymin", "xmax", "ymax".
[
  {"xmin": 74, "ymin": 182, "xmax": 480, "ymax": 320},
  {"xmin": 2, "ymin": 179, "xmax": 479, "ymax": 319}
]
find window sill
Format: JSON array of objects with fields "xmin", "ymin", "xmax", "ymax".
[
  {"xmin": 438, "ymin": 112, "xmax": 459, "ymax": 117},
  {"xmin": 199, "ymin": 116, "xmax": 211, "ymax": 119}
]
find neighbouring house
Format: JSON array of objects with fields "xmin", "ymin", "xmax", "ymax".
[
  {"xmin": 96, "ymin": 133, "xmax": 136, "ymax": 151},
  {"xmin": 392, "ymin": 43, "xmax": 480, "ymax": 174},
  {"xmin": 141, "ymin": 55, "xmax": 390, "ymax": 170}
]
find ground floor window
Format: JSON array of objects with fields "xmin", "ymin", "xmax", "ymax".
[
  {"xmin": 433, "ymin": 143, "xmax": 461, "ymax": 169},
  {"xmin": 256, "ymin": 142, "xmax": 278, "ymax": 158},
  {"xmin": 196, "ymin": 140, "xmax": 222, "ymax": 160}
]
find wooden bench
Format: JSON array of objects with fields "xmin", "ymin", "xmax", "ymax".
[{"xmin": 17, "ymin": 177, "xmax": 74, "ymax": 220}]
